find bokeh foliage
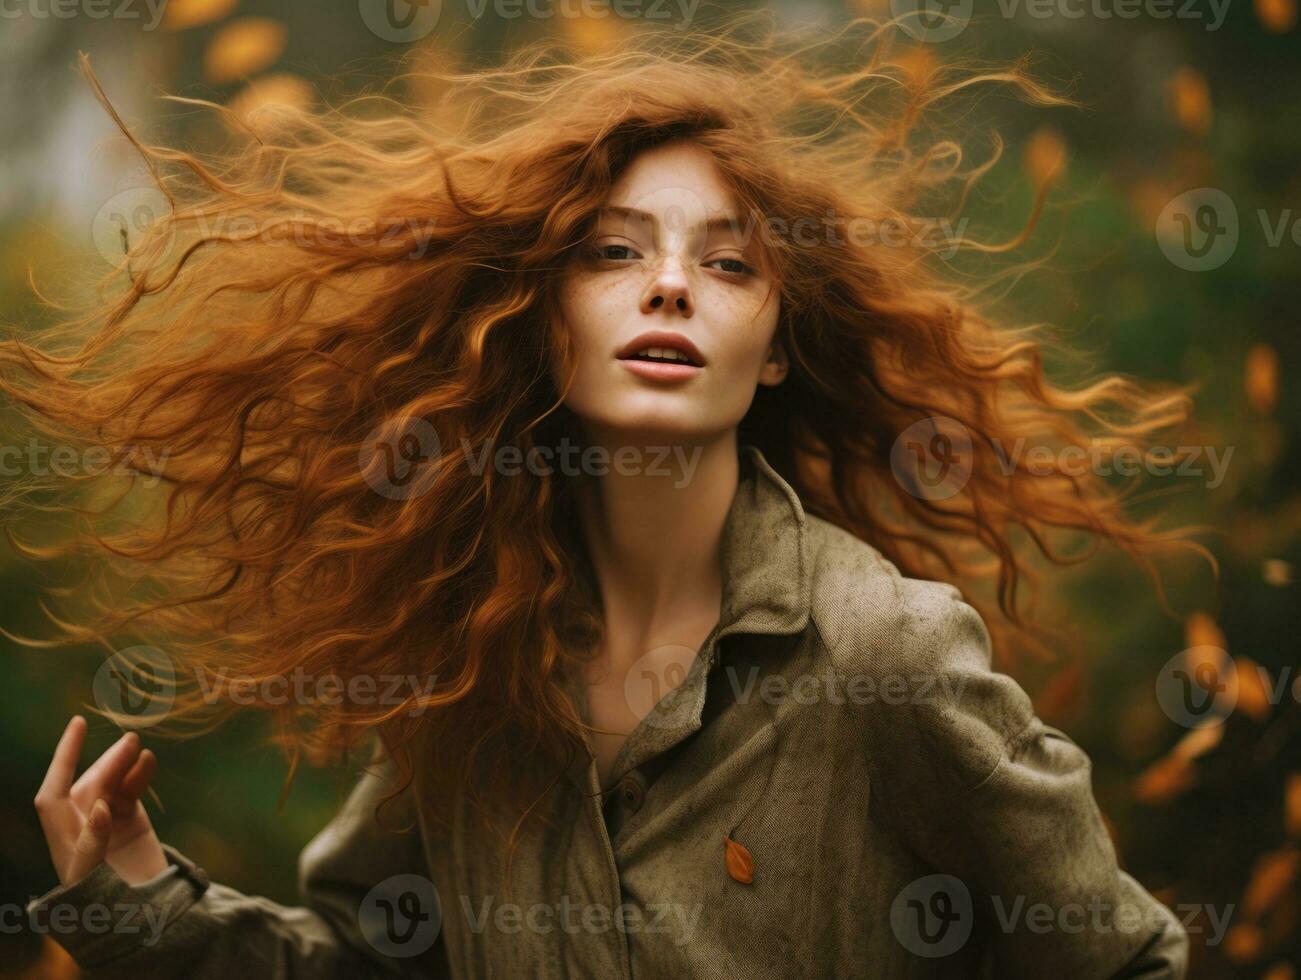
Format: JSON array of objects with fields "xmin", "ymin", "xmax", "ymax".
[{"xmin": 0, "ymin": 0, "xmax": 1297, "ymax": 976}]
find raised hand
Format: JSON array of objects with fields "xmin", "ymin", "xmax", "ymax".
[{"xmin": 34, "ymin": 715, "xmax": 168, "ymax": 888}]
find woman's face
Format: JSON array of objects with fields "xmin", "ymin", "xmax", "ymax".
[{"xmin": 554, "ymin": 140, "xmax": 786, "ymax": 445}]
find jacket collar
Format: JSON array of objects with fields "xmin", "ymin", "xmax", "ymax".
[
  {"xmin": 568, "ymin": 442, "xmax": 811, "ymax": 649},
  {"xmin": 563, "ymin": 442, "xmax": 812, "ymax": 791},
  {"xmin": 715, "ymin": 442, "xmax": 812, "ymax": 641}
]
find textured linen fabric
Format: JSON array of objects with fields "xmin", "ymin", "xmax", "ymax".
[{"xmin": 25, "ymin": 443, "xmax": 1188, "ymax": 979}]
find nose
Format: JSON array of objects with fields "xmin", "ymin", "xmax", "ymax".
[{"xmin": 640, "ymin": 258, "xmax": 694, "ymax": 318}]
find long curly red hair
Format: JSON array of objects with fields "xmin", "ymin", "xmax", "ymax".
[{"xmin": 0, "ymin": 14, "xmax": 1207, "ymax": 861}]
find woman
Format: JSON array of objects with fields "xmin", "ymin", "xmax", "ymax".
[{"xmin": 16, "ymin": 16, "xmax": 1197, "ymax": 979}]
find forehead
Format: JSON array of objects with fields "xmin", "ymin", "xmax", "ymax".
[{"xmin": 603, "ymin": 140, "xmax": 740, "ymax": 229}]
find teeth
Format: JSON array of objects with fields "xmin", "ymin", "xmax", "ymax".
[{"xmin": 635, "ymin": 346, "xmax": 692, "ymax": 363}]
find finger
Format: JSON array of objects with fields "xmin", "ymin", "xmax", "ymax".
[
  {"xmin": 111, "ymin": 750, "xmax": 157, "ymax": 816},
  {"xmin": 37, "ymin": 716, "xmax": 87, "ymax": 802},
  {"xmin": 72, "ymin": 731, "xmax": 141, "ymax": 802},
  {"xmin": 64, "ymin": 798, "xmax": 112, "ymax": 886},
  {"xmin": 77, "ymin": 730, "xmax": 138, "ymax": 786}
]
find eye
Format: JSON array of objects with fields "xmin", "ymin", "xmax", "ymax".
[
  {"xmin": 590, "ymin": 242, "xmax": 641, "ymax": 262},
  {"xmin": 707, "ymin": 256, "xmax": 755, "ymax": 276}
]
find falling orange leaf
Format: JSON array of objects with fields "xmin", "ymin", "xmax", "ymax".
[
  {"xmin": 725, "ymin": 835, "xmax": 754, "ymax": 884},
  {"xmin": 1246, "ymin": 343, "xmax": 1280, "ymax": 415},
  {"xmin": 1263, "ymin": 559, "xmax": 1295, "ymax": 586},
  {"xmin": 1287, "ymin": 774, "xmax": 1301, "ymax": 838},
  {"xmin": 1024, "ymin": 126, "xmax": 1068, "ymax": 188},
  {"xmin": 1178, "ymin": 641, "xmax": 1240, "ymax": 716},
  {"xmin": 1129, "ymin": 178, "xmax": 1180, "ymax": 227},
  {"xmin": 226, "ymin": 74, "xmax": 314, "ymax": 133},
  {"xmin": 1174, "ymin": 721, "xmax": 1226, "ymax": 761},
  {"xmin": 892, "ymin": 46, "xmax": 938, "ymax": 84},
  {"xmin": 1244, "ymin": 846, "xmax": 1300, "ymax": 918},
  {"xmin": 563, "ymin": 14, "xmax": 631, "ymax": 53},
  {"xmin": 204, "ymin": 17, "xmax": 288, "ymax": 85},
  {"xmin": 1235, "ymin": 657, "xmax": 1274, "ymax": 722},
  {"xmin": 1185, "ymin": 610, "xmax": 1227, "ymax": 650},
  {"xmin": 1168, "ymin": 68, "xmax": 1213, "ymax": 137},
  {"xmin": 1134, "ymin": 753, "xmax": 1196, "ymax": 804},
  {"xmin": 1224, "ymin": 922, "xmax": 1265, "ymax": 963},
  {"xmin": 846, "ymin": 0, "xmax": 893, "ymax": 14},
  {"xmin": 1134, "ymin": 723, "xmax": 1225, "ymax": 804},
  {"xmin": 161, "ymin": 0, "xmax": 238, "ymax": 31},
  {"xmin": 1263, "ymin": 963, "xmax": 1296, "ymax": 980},
  {"xmin": 1256, "ymin": 0, "xmax": 1298, "ymax": 31}
]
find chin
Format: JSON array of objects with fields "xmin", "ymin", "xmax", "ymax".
[
  {"xmin": 606, "ymin": 419, "xmax": 710, "ymax": 444},
  {"xmin": 577, "ymin": 407, "xmax": 721, "ymax": 446}
]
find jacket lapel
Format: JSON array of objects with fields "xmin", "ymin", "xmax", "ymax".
[{"xmin": 561, "ymin": 443, "xmax": 812, "ymax": 791}]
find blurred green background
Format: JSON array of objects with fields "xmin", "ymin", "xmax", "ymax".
[{"xmin": 0, "ymin": 0, "xmax": 1297, "ymax": 976}]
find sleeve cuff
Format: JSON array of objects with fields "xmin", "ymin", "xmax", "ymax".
[{"xmin": 23, "ymin": 843, "xmax": 210, "ymax": 968}]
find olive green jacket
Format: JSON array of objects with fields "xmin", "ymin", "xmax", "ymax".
[{"xmin": 27, "ymin": 444, "xmax": 1188, "ymax": 978}]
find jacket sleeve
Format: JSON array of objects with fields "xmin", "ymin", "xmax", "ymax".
[
  {"xmin": 862, "ymin": 580, "xmax": 1189, "ymax": 979},
  {"xmin": 25, "ymin": 736, "xmax": 449, "ymax": 980}
]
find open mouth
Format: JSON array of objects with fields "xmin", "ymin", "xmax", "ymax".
[
  {"xmin": 614, "ymin": 332, "xmax": 707, "ymax": 377},
  {"xmin": 620, "ymin": 346, "xmax": 703, "ymax": 368}
]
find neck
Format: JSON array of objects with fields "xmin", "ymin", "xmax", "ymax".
[{"xmin": 573, "ymin": 428, "xmax": 739, "ymax": 660}]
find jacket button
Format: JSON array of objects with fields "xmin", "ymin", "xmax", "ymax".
[{"xmin": 618, "ymin": 773, "xmax": 646, "ymax": 813}]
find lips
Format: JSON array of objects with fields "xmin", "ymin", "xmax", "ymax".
[{"xmin": 615, "ymin": 331, "xmax": 706, "ymax": 367}]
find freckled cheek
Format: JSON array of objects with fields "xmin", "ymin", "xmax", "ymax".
[{"xmin": 559, "ymin": 278, "xmax": 634, "ymax": 360}]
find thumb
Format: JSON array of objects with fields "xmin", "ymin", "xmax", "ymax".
[{"xmin": 66, "ymin": 798, "xmax": 112, "ymax": 885}]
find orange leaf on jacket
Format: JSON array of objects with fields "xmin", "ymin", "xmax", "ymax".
[{"xmin": 725, "ymin": 835, "xmax": 754, "ymax": 884}]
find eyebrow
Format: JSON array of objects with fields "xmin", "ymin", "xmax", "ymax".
[{"xmin": 597, "ymin": 205, "xmax": 752, "ymax": 237}]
